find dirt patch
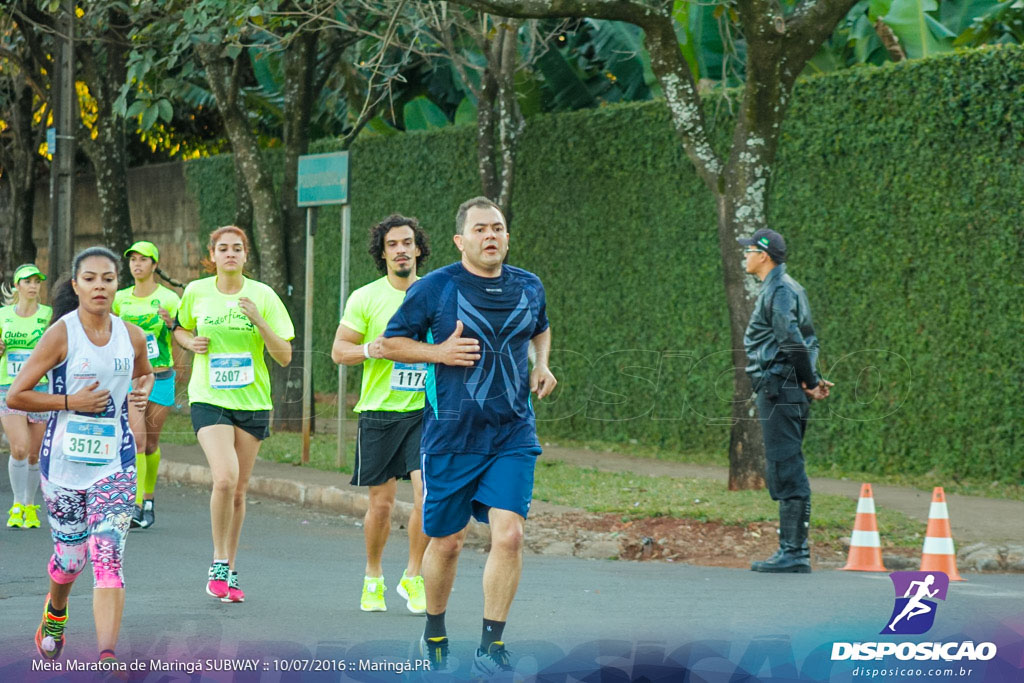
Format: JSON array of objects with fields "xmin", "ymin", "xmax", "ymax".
[{"xmin": 528, "ymin": 510, "xmax": 920, "ymax": 570}]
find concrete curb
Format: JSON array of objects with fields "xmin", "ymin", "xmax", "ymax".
[{"xmin": 160, "ymin": 460, "xmax": 492, "ymax": 545}]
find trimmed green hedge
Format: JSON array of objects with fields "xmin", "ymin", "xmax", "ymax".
[{"xmin": 183, "ymin": 45, "xmax": 1023, "ymax": 483}]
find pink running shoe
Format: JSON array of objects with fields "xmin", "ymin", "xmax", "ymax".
[
  {"xmin": 221, "ymin": 570, "xmax": 245, "ymax": 603},
  {"xmin": 206, "ymin": 562, "xmax": 230, "ymax": 599}
]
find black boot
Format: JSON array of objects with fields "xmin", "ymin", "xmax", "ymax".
[{"xmin": 751, "ymin": 498, "xmax": 811, "ymax": 573}]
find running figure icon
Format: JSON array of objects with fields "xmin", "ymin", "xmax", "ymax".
[
  {"xmin": 882, "ymin": 571, "xmax": 949, "ymax": 635},
  {"xmin": 888, "ymin": 574, "xmax": 939, "ymax": 631}
]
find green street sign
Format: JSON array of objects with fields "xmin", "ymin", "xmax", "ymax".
[{"xmin": 297, "ymin": 151, "xmax": 349, "ymax": 206}]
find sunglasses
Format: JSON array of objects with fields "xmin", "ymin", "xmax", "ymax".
[{"xmin": 743, "ymin": 248, "xmax": 765, "ymax": 255}]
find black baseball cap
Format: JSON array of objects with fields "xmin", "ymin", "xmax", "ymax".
[{"xmin": 737, "ymin": 228, "xmax": 786, "ymax": 262}]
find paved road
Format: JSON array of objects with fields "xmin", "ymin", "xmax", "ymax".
[{"xmin": 1, "ymin": 478, "xmax": 1022, "ymax": 682}]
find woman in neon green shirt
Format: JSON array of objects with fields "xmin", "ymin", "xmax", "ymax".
[
  {"xmin": 112, "ymin": 241, "xmax": 182, "ymax": 530},
  {"xmin": 174, "ymin": 226, "xmax": 294, "ymax": 604},
  {"xmin": 1, "ymin": 264, "xmax": 53, "ymax": 529}
]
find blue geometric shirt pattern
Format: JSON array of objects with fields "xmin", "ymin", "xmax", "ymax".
[{"xmin": 385, "ymin": 262, "xmax": 549, "ymax": 456}]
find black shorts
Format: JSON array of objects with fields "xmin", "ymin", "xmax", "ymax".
[
  {"xmin": 190, "ymin": 402, "xmax": 271, "ymax": 441},
  {"xmin": 350, "ymin": 409, "xmax": 423, "ymax": 487}
]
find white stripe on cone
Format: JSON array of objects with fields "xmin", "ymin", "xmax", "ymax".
[
  {"xmin": 923, "ymin": 536, "xmax": 956, "ymax": 555},
  {"xmin": 856, "ymin": 498, "xmax": 876, "ymax": 514},
  {"xmin": 928, "ymin": 502, "xmax": 949, "ymax": 519},
  {"xmin": 850, "ymin": 529, "xmax": 881, "ymax": 547}
]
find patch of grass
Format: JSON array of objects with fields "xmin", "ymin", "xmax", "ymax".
[
  {"xmin": 158, "ymin": 410, "xmax": 354, "ymax": 474},
  {"xmin": 533, "ymin": 460, "xmax": 924, "ymax": 548},
  {"xmin": 539, "ymin": 434, "xmax": 1024, "ymax": 502}
]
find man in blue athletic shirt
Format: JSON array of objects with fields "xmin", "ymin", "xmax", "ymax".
[{"xmin": 381, "ymin": 196, "xmax": 556, "ymax": 675}]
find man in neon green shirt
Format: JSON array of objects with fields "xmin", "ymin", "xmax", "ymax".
[{"xmin": 332, "ymin": 214, "xmax": 431, "ymax": 614}]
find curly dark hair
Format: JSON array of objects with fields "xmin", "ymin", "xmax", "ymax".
[{"xmin": 368, "ymin": 214, "xmax": 430, "ymax": 274}]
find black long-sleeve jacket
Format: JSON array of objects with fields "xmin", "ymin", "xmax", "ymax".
[{"xmin": 743, "ymin": 263, "xmax": 820, "ymax": 390}]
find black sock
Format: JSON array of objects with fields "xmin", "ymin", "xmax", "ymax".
[
  {"xmin": 424, "ymin": 611, "xmax": 446, "ymax": 640},
  {"xmin": 99, "ymin": 649, "xmax": 116, "ymax": 661},
  {"xmin": 47, "ymin": 602, "xmax": 67, "ymax": 617},
  {"xmin": 481, "ymin": 619, "xmax": 506, "ymax": 650}
]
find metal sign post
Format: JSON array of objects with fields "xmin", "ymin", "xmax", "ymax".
[
  {"xmin": 48, "ymin": 0, "xmax": 75, "ymax": 282},
  {"xmin": 296, "ymin": 151, "xmax": 349, "ymax": 466},
  {"xmin": 337, "ymin": 204, "xmax": 351, "ymax": 469}
]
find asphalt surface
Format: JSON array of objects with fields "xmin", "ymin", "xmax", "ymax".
[{"xmin": 1, "ymin": 474, "xmax": 1023, "ymax": 682}]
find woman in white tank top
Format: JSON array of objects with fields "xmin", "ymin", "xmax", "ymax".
[{"xmin": 7, "ymin": 247, "xmax": 153, "ymax": 668}]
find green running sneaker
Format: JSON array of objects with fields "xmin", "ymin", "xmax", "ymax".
[
  {"xmin": 7, "ymin": 503, "xmax": 23, "ymax": 528},
  {"xmin": 360, "ymin": 576, "xmax": 387, "ymax": 612},
  {"xmin": 397, "ymin": 572, "xmax": 426, "ymax": 614},
  {"xmin": 22, "ymin": 504, "xmax": 41, "ymax": 529}
]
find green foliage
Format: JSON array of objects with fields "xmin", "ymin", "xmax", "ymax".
[
  {"xmin": 183, "ymin": 45, "xmax": 1024, "ymax": 484},
  {"xmin": 775, "ymin": 46, "xmax": 1023, "ymax": 483}
]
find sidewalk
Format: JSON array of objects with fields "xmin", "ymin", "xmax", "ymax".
[
  {"xmin": 159, "ymin": 443, "xmax": 574, "ymax": 547},
  {"xmin": 158, "ymin": 442, "xmax": 1023, "ymax": 568}
]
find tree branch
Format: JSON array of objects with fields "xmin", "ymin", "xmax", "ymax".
[
  {"xmin": 785, "ymin": 0, "xmax": 861, "ymax": 73},
  {"xmin": 452, "ymin": 0, "xmax": 657, "ymax": 24}
]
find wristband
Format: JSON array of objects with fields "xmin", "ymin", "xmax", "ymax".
[{"xmin": 363, "ymin": 343, "xmax": 371, "ymax": 359}]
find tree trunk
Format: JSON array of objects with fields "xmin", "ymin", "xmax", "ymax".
[
  {"xmin": 231, "ymin": 155, "xmax": 260, "ymax": 277},
  {"xmin": 476, "ymin": 17, "xmax": 523, "ymax": 222},
  {"xmin": 274, "ymin": 32, "xmax": 320, "ymax": 431},
  {"xmin": 78, "ymin": 25, "xmax": 135, "ymax": 280},
  {"xmin": 716, "ymin": 196, "xmax": 768, "ymax": 490},
  {"xmin": 477, "ymin": 67, "xmax": 500, "ymax": 201},
  {"xmin": 82, "ymin": 119, "xmax": 134, "ymax": 270},
  {"xmin": 197, "ymin": 43, "xmax": 289, "ymax": 297},
  {"xmin": 3, "ymin": 81, "xmax": 40, "ymax": 273}
]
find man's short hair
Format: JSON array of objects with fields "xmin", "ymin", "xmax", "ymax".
[{"xmin": 455, "ymin": 196, "xmax": 503, "ymax": 234}]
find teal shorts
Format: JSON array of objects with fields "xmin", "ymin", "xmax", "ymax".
[{"xmin": 148, "ymin": 370, "xmax": 176, "ymax": 408}]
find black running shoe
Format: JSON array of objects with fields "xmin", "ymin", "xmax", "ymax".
[{"xmin": 420, "ymin": 635, "xmax": 454, "ymax": 672}]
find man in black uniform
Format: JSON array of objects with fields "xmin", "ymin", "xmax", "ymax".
[{"xmin": 738, "ymin": 229, "xmax": 833, "ymax": 574}]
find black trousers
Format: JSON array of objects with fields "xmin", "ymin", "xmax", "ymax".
[{"xmin": 754, "ymin": 376, "xmax": 812, "ymax": 501}]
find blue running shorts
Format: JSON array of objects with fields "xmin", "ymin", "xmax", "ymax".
[{"xmin": 420, "ymin": 450, "xmax": 539, "ymax": 538}]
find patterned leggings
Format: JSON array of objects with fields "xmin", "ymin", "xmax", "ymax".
[{"xmin": 41, "ymin": 468, "xmax": 136, "ymax": 589}]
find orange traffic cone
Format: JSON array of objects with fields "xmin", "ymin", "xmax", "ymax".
[
  {"xmin": 841, "ymin": 483, "xmax": 887, "ymax": 572},
  {"xmin": 920, "ymin": 487, "xmax": 964, "ymax": 581}
]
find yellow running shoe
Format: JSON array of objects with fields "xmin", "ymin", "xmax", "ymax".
[
  {"xmin": 360, "ymin": 576, "xmax": 387, "ymax": 612},
  {"xmin": 22, "ymin": 504, "xmax": 41, "ymax": 529},
  {"xmin": 397, "ymin": 572, "xmax": 426, "ymax": 614},
  {"xmin": 6, "ymin": 503, "xmax": 23, "ymax": 528}
]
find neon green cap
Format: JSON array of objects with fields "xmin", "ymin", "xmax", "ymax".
[
  {"xmin": 12, "ymin": 264, "xmax": 45, "ymax": 284},
  {"xmin": 124, "ymin": 241, "xmax": 159, "ymax": 263}
]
